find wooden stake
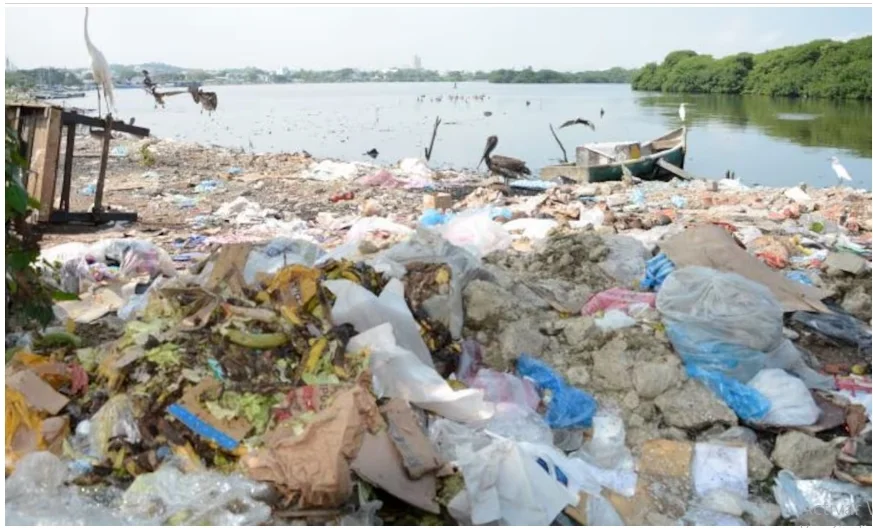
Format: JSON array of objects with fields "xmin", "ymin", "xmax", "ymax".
[
  {"xmin": 93, "ymin": 113, "xmax": 113, "ymax": 216},
  {"xmin": 550, "ymin": 123, "xmax": 568, "ymax": 164},
  {"xmin": 424, "ymin": 116, "xmax": 442, "ymax": 162}
]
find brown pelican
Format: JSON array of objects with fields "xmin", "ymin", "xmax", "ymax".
[
  {"xmin": 559, "ymin": 118, "xmax": 596, "ymax": 131},
  {"xmin": 189, "ymin": 86, "xmax": 218, "ymax": 115},
  {"xmin": 478, "ymin": 135, "xmax": 531, "ymax": 183},
  {"xmin": 364, "ymin": 148, "xmax": 379, "ymax": 159}
]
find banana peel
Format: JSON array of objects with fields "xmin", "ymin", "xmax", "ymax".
[{"xmin": 222, "ymin": 329, "xmax": 288, "ymax": 349}]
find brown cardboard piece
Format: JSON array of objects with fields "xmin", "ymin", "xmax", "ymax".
[
  {"xmin": 6, "ymin": 370, "xmax": 69, "ymax": 415},
  {"xmin": 54, "ymin": 284, "xmax": 126, "ymax": 323},
  {"xmin": 243, "ymin": 385, "xmax": 384, "ymax": 509},
  {"xmin": 180, "ymin": 379, "xmax": 253, "ymax": 442},
  {"xmin": 380, "ymin": 399, "xmax": 442, "ymax": 479},
  {"xmin": 351, "ymin": 430, "xmax": 440, "ymax": 514},
  {"xmin": 825, "ymin": 252, "xmax": 867, "ymax": 275},
  {"xmin": 422, "ymin": 193, "xmax": 452, "ymax": 211},
  {"xmin": 659, "ymin": 225, "xmax": 829, "ymax": 313}
]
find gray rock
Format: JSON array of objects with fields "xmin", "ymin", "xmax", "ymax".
[
  {"xmin": 771, "ymin": 431, "xmax": 837, "ymax": 479},
  {"xmin": 795, "ymin": 511, "xmax": 841, "ymax": 526},
  {"xmin": 632, "ymin": 356, "xmax": 683, "ymax": 399},
  {"xmin": 565, "ymin": 365, "xmax": 591, "ymax": 387},
  {"xmin": 655, "ymin": 380, "xmax": 738, "ymax": 430},
  {"xmin": 560, "ymin": 317, "xmax": 598, "ymax": 346},
  {"xmin": 745, "ymin": 499, "xmax": 781, "ymax": 526},
  {"xmin": 463, "ymin": 280, "xmax": 516, "ymax": 329},
  {"xmin": 592, "ymin": 346, "xmax": 635, "ymax": 391},
  {"xmin": 495, "ymin": 318, "xmax": 548, "ymax": 367}
]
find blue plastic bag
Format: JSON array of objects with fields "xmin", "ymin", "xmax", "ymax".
[
  {"xmin": 641, "ymin": 253, "xmax": 675, "ymax": 291},
  {"xmin": 785, "ymin": 270, "xmax": 814, "ymax": 286},
  {"xmin": 665, "ymin": 322, "xmax": 767, "ymax": 382},
  {"xmin": 516, "ymin": 354, "xmax": 597, "ymax": 429},
  {"xmin": 686, "ymin": 364, "xmax": 771, "ymax": 421},
  {"xmin": 420, "ymin": 209, "xmax": 452, "ymax": 227}
]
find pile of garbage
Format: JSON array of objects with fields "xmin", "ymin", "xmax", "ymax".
[{"xmin": 10, "ymin": 141, "xmax": 873, "ymax": 526}]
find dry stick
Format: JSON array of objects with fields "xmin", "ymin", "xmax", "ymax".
[
  {"xmin": 549, "ymin": 123, "xmax": 568, "ymax": 163},
  {"xmin": 424, "ymin": 116, "xmax": 442, "ymax": 162}
]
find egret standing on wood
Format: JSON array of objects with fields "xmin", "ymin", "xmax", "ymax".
[
  {"xmin": 478, "ymin": 135, "xmax": 531, "ymax": 184},
  {"xmin": 84, "ymin": 7, "xmax": 115, "ymax": 118},
  {"xmin": 830, "ymin": 156, "xmax": 852, "ymax": 185},
  {"xmin": 678, "ymin": 102, "xmax": 687, "ymax": 123}
]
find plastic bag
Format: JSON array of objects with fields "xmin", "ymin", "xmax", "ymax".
[
  {"xmin": 325, "ymin": 278, "xmax": 433, "ymax": 367},
  {"xmin": 575, "ymin": 413, "xmax": 633, "ymax": 471},
  {"xmin": 587, "ymin": 495, "xmax": 625, "ymax": 526},
  {"xmin": 456, "ymin": 339, "xmax": 484, "ymax": 383},
  {"xmin": 483, "ymin": 403, "xmax": 554, "ymax": 446},
  {"xmin": 791, "ymin": 311, "xmax": 872, "ymax": 354},
  {"xmin": 347, "ymin": 324, "xmax": 493, "ymax": 423},
  {"xmin": 346, "ymin": 217, "xmax": 413, "ymax": 243},
  {"xmin": 600, "ymin": 236, "xmax": 651, "ymax": 287},
  {"xmin": 785, "ymin": 270, "xmax": 814, "ymax": 286},
  {"xmin": 420, "ymin": 209, "xmax": 451, "ymax": 227},
  {"xmin": 503, "ymin": 218, "xmax": 559, "ymax": 241},
  {"xmin": 686, "ymin": 364, "xmax": 771, "ymax": 421},
  {"xmin": 340, "ymin": 500, "xmax": 384, "ymax": 526},
  {"xmin": 243, "ymin": 238, "xmax": 324, "ymax": 286},
  {"xmin": 773, "ymin": 469, "xmax": 871, "ymax": 519},
  {"xmin": 658, "ymin": 267, "xmax": 784, "ymax": 381},
  {"xmin": 437, "ymin": 209, "xmax": 510, "ymax": 258},
  {"xmin": 582, "ymin": 288, "xmax": 656, "ymax": 316},
  {"xmin": 640, "ymin": 253, "xmax": 676, "ymax": 291},
  {"xmin": 595, "ymin": 310, "xmax": 637, "ymax": 331},
  {"xmin": 747, "ymin": 369, "xmax": 820, "ymax": 426},
  {"xmin": 516, "ymin": 354, "xmax": 597, "ymax": 429},
  {"xmin": 89, "ymin": 394, "xmax": 142, "ymax": 459},
  {"xmin": 572, "ymin": 207, "xmax": 604, "ymax": 229},
  {"xmin": 469, "ymin": 369, "xmax": 540, "ymax": 410}
]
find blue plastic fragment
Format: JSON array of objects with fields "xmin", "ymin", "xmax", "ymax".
[
  {"xmin": 516, "ymin": 354, "xmax": 597, "ymax": 429},
  {"xmin": 641, "ymin": 253, "xmax": 676, "ymax": 291},
  {"xmin": 167, "ymin": 403, "xmax": 239, "ymax": 450},
  {"xmin": 536, "ymin": 457, "xmax": 569, "ymax": 486},
  {"xmin": 207, "ymin": 358, "xmax": 225, "ymax": 380},
  {"xmin": 685, "ymin": 364, "xmax": 771, "ymax": 421},
  {"xmin": 785, "ymin": 270, "xmax": 814, "ymax": 286}
]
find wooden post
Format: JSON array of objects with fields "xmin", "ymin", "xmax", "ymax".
[
  {"xmin": 27, "ymin": 106, "xmax": 63, "ymax": 222},
  {"xmin": 93, "ymin": 114, "xmax": 113, "ymax": 215},
  {"xmin": 424, "ymin": 116, "xmax": 441, "ymax": 162},
  {"xmin": 549, "ymin": 123, "xmax": 568, "ymax": 164},
  {"xmin": 59, "ymin": 118, "xmax": 76, "ymax": 213}
]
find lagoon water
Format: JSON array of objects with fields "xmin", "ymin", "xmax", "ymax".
[{"xmin": 62, "ymin": 82, "xmax": 871, "ymax": 189}]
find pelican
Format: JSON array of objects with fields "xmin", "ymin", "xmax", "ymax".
[
  {"xmin": 559, "ymin": 118, "xmax": 595, "ymax": 131},
  {"xmin": 364, "ymin": 148, "xmax": 379, "ymax": 159},
  {"xmin": 84, "ymin": 7, "xmax": 115, "ymax": 117},
  {"xmin": 188, "ymin": 86, "xmax": 218, "ymax": 115},
  {"xmin": 830, "ymin": 157, "xmax": 852, "ymax": 185},
  {"xmin": 679, "ymin": 103, "xmax": 687, "ymax": 122},
  {"xmin": 478, "ymin": 135, "xmax": 531, "ymax": 183},
  {"xmin": 600, "ymin": 107, "xmax": 605, "ymax": 118}
]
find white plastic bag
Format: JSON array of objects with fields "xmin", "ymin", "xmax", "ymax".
[
  {"xmin": 747, "ymin": 369, "xmax": 820, "ymax": 426},
  {"xmin": 773, "ymin": 469, "xmax": 870, "ymax": 519},
  {"xmin": 502, "ymin": 218, "xmax": 558, "ymax": 241},
  {"xmin": 438, "ymin": 209, "xmax": 510, "ymax": 258},
  {"xmin": 599, "ymin": 236, "xmax": 650, "ymax": 287},
  {"xmin": 325, "ymin": 278, "xmax": 433, "ymax": 367},
  {"xmin": 347, "ymin": 324, "xmax": 493, "ymax": 423},
  {"xmin": 242, "ymin": 238, "xmax": 324, "ymax": 286},
  {"xmin": 595, "ymin": 309, "xmax": 638, "ymax": 331},
  {"xmin": 575, "ymin": 413, "xmax": 634, "ymax": 471},
  {"xmin": 346, "ymin": 217, "xmax": 413, "ymax": 243}
]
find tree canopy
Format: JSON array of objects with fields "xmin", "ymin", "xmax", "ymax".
[{"xmin": 632, "ymin": 37, "xmax": 872, "ymax": 100}]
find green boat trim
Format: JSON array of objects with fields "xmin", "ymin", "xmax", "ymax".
[{"xmin": 540, "ymin": 127, "xmax": 687, "ymax": 184}]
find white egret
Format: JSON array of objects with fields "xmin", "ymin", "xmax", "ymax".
[
  {"xmin": 829, "ymin": 156, "xmax": 852, "ymax": 185},
  {"xmin": 84, "ymin": 7, "xmax": 115, "ymax": 117},
  {"xmin": 678, "ymin": 102, "xmax": 687, "ymax": 123}
]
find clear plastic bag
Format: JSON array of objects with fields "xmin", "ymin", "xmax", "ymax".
[
  {"xmin": 747, "ymin": 369, "xmax": 820, "ymax": 426},
  {"xmin": 469, "ymin": 369, "xmax": 541, "ymax": 410},
  {"xmin": 575, "ymin": 413, "xmax": 634, "ymax": 471},
  {"xmin": 242, "ymin": 238, "xmax": 324, "ymax": 286},
  {"xmin": 773, "ymin": 469, "xmax": 871, "ymax": 519},
  {"xmin": 686, "ymin": 364, "xmax": 771, "ymax": 421},
  {"xmin": 791, "ymin": 311, "xmax": 872, "ymax": 354},
  {"xmin": 595, "ymin": 310, "xmax": 638, "ymax": 331},
  {"xmin": 599, "ymin": 236, "xmax": 651, "ymax": 287},
  {"xmin": 658, "ymin": 267, "xmax": 785, "ymax": 382},
  {"xmin": 516, "ymin": 354, "xmax": 597, "ymax": 429},
  {"xmin": 437, "ymin": 209, "xmax": 510, "ymax": 258}
]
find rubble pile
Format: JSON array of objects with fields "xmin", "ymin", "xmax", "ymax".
[{"xmin": 7, "ymin": 136, "xmax": 873, "ymax": 526}]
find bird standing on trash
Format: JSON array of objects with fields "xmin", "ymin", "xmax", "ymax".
[
  {"xmin": 830, "ymin": 157, "xmax": 852, "ymax": 185},
  {"xmin": 679, "ymin": 103, "xmax": 687, "ymax": 123},
  {"xmin": 478, "ymin": 135, "xmax": 531, "ymax": 183},
  {"xmin": 84, "ymin": 7, "xmax": 115, "ymax": 118}
]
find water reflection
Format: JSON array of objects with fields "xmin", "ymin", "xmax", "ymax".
[{"xmin": 635, "ymin": 92, "xmax": 872, "ymax": 157}]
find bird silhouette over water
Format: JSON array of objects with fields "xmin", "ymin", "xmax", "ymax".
[
  {"xmin": 600, "ymin": 108, "xmax": 605, "ymax": 118},
  {"xmin": 559, "ymin": 118, "xmax": 596, "ymax": 131},
  {"xmin": 364, "ymin": 148, "xmax": 379, "ymax": 159},
  {"xmin": 526, "ymin": 100, "xmax": 531, "ymax": 107},
  {"xmin": 478, "ymin": 135, "xmax": 531, "ymax": 184}
]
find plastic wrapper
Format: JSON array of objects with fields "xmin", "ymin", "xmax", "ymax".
[
  {"xmin": 91, "ymin": 239, "xmax": 177, "ymax": 279},
  {"xmin": 516, "ymin": 354, "xmax": 597, "ymax": 429},
  {"xmin": 242, "ymin": 238, "xmax": 324, "ymax": 286},
  {"xmin": 482, "ymin": 403, "xmax": 554, "ymax": 446},
  {"xmin": 340, "ymin": 500, "xmax": 384, "ymax": 526},
  {"xmin": 437, "ymin": 209, "xmax": 510, "ymax": 258},
  {"xmin": 791, "ymin": 310, "xmax": 872, "ymax": 355},
  {"xmin": 599, "ymin": 236, "xmax": 650, "ymax": 287},
  {"xmin": 503, "ymin": 218, "xmax": 559, "ymax": 241},
  {"xmin": 773, "ymin": 469, "xmax": 871, "ymax": 519},
  {"xmin": 582, "ymin": 288, "xmax": 656, "ymax": 316},
  {"xmin": 640, "ymin": 252, "xmax": 676, "ymax": 291},
  {"xmin": 346, "ymin": 217, "xmax": 413, "ymax": 243},
  {"xmin": 586, "ymin": 495, "xmax": 625, "ymax": 526},
  {"xmin": 686, "ymin": 364, "xmax": 771, "ymax": 421},
  {"xmin": 89, "ymin": 394, "xmax": 142, "ymax": 459},
  {"xmin": 468, "ymin": 369, "xmax": 540, "ymax": 410},
  {"xmin": 747, "ymin": 369, "xmax": 820, "ymax": 426},
  {"xmin": 574, "ymin": 413, "xmax": 633, "ymax": 471},
  {"xmin": 595, "ymin": 310, "xmax": 638, "ymax": 330}
]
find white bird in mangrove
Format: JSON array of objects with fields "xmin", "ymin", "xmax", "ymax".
[
  {"xmin": 84, "ymin": 7, "xmax": 115, "ymax": 118},
  {"xmin": 678, "ymin": 102, "xmax": 686, "ymax": 123},
  {"xmin": 829, "ymin": 156, "xmax": 852, "ymax": 185}
]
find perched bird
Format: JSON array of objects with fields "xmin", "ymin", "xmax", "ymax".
[
  {"xmin": 188, "ymin": 86, "xmax": 218, "ymax": 115},
  {"xmin": 724, "ymin": 170, "xmax": 736, "ymax": 180},
  {"xmin": 84, "ymin": 7, "xmax": 115, "ymax": 117},
  {"xmin": 364, "ymin": 148, "xmax": 379, "ymax": 159},
  {"xmin": 558, "ymin": 118, "xmax": 596, "ymax": 132},
  {"xmin": 477, "ymin": 135, "xmax": 531, "ymax": 183},
  {"xmin": 679, "ymin": 102, "xmax": 687, "ymax": 123},
  {"xmin": 600, "ymin": 107, "xmax": 605, "ymax": 118},
  {"xmin": 830, "ymin": 156, "xmax": 852, "ymax": 185},
  {"xmin": 483, "ymin": 111, "xmax": 493, "ymax": 117}
]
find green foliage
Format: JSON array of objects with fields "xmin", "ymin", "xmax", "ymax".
[
  {"xmin": 5, "ymin": 126, "xmax": 64, "ymax": 329},
  {"xmin": 487, "ymin": 67, "xmax": 637, "ymax": 84},
  {"xmin": 139, "ymin": 144, "xmax": 156, "ymax": 168},
  {"xmin": 632, "ymin": 37, "xmax": 872, "ymax": 100}
]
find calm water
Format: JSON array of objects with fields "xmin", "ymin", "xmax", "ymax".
[{"xmin": 62, "ymin": 83, "xmax": 871, "ymax": 189}]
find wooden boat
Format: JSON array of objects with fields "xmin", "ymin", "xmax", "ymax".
[{"xmin": 540, "ymin": 127, "xmax": 688, "ymax": 183}]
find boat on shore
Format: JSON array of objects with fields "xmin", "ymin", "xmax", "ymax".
[
  {"xmin": 541, "ymin": 127, "xmax": 688, "ymax": 183},
  {"xmin": 34, "ymin": 91, "xmax": 86, "ymax": 100}
]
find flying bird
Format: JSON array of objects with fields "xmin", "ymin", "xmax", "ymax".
[
  {"xmin": 483, "ymin": 111, "xmax": 493, "ymax": 117},
  {"xmin": 526, "ymin": 100, "xmax": 531, "ymax": 107},
  {"xmin": 600, "ymin": 107, "xmax": 605, "ymax": 118},
  {"xmin": 679, "ymin": 103, "xmax": 687, "ymax": 123},
  {"xmin": 364, "ymin": 148, "xmax": 379, "ymax": 159},
  {"xmin": 830, "ymin": 157, "xmax": 852, "ymax": 185},
  {"xmin": 84, "ymin": 7, "xmax": 115, "ymax": 117},
  {"xmin": 477, "ymin": 135, "xmax": 531, "ymax": 183},
  {"xmin": 558, "ymin": 118, "xmax": 596, "ymax": 132},
  {"xmin": 188, "ymin": 86, "xmax": 218, "ymax": 115}
]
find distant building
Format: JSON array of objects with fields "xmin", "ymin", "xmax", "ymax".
[{"xmin": 413, "ymin": 55, "xmax": 422, "ymax": 70}]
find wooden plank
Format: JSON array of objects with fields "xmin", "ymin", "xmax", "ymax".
[
  {"xmin": 93, "ymin": 117, "xmax": 113, "ymax": 214},
  {"xmin": 28, "ymin": 107, "xmax": 63, "ymax": 222},
  {"xmin": 59, "ymin": 122, "xmax": 76, "ymax": 213},
  {"xmin": 61, "ymin": 111, "xmax": 149, "ymax": 137},
  {"xmin": 651, "ymin": 139, "xmax": 678, "ymax": 151},
  {"xmin": 656, "ymin": 158, "xmax": 696, "ymax": 181}
]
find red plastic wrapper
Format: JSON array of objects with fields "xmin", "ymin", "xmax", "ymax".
[{"xmin": 581, "ymin": 287, "xmax": 656, "ymax": 316}]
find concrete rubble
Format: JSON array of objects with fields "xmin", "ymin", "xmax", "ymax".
[{"xmin": 7, "ymin": 134, "xmax": 873, "ymax": 526}]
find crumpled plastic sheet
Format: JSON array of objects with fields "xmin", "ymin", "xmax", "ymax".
[
  {"xmin": 747, "ymin": 368, "xmax": 821, "ymax": 426},
  {"xmin": 791, "ymin": 310, "xmax": 873, "ymax": 355},
  {"xmin": 582, "ymin": 288, "xmax": 656, "ymax": 316},
  {"xmin": 5, "ymin": 452, "xmax": 272, "ymax": 526},
  {"xmin": 573, "ymin": 413, "xmax": 634, "ymax": 472},
  {"xmin": 599, "ymin": 236, "xmax": 651, "ymax": 287},
  {"xmin": 516, "ymin": 354, "xmax": 597, "ymax": 429},
  {"xmin": 346, "ymin": 217, "xmax": 414, "ymax": 243},
  {"xmin": 773, "ymin": 469, "xmax": 871, "ymax": 520},
  {"xmin": 467, "ymin": 368, "xmax": 540, "ymax": 410},
  {"xmin": 348, "ymin": 323, "xmax": 493, "ymax": 423},
  {"xmin": 595, "ymin": 310, "xmax": 638, "ymax": 331},
  {"xmin": 437, "ymin": 209, "xmax": 511, "ymax": 259}
]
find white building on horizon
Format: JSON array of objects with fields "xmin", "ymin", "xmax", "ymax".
[{"xmin": 413, "ymin": 55, "xmax": 422, "ymax": 70}]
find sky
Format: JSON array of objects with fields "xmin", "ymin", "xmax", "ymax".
[{"xmin": 5, "ymin": 6, "xmax": 872, "ymax": 71}]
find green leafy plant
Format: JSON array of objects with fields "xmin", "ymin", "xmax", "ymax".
[{"xmin": 5, "ymin": 125, "xmax": 75, "ymax": 329}]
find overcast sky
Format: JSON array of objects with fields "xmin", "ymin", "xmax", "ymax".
[{"xmin": 5, "ymin": 6, "xmax": 871, "ymax": 71}]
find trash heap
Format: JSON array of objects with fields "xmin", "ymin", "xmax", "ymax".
[{"xmin": 9, "ymin": 158, "xmax": 873, "ymax": 526}]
